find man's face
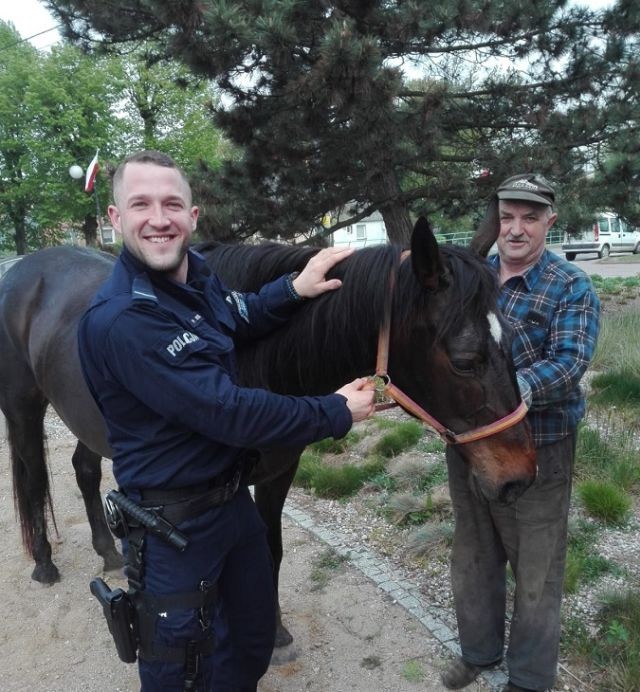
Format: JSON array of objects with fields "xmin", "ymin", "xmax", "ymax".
[
  {"xmin": 497, "ymin": 200, "xmax": 557, "ymax": 267},
  {"xmin": 108, "ymin": 162, "xmax": 199, "ymax": 282}
]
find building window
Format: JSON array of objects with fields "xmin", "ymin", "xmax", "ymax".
[{"xmin": 356, "ymin": 224, "xmax": 366, "ymax": 239}]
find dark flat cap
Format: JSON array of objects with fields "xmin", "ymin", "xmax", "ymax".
[{"xmin": 497, "ymin": 174, "xmax": 555, "ymax": 206}]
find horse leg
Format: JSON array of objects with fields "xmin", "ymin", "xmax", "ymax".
[
  {"xmin": 71, "ymin": 441, "xmax": 123, "ymax": 573},
  {"xmin": 4, "ymin": 398, "xmax": 60, "ymax": 584},
  {"xmin": 253, "ymin": 449, "xmax": 301, "ymax": 654}
]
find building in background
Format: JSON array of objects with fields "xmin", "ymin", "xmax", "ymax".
[{"xmin": 329, "ymin": 209, "xmax": 388, "ymax": 248}]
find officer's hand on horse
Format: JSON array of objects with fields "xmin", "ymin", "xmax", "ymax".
[
  {"xmin": 335, "ymin": 377, "xmax": 376, "ymax": 423},
  {"xmin": 292, "ymin": 247, "xmax": 355, "ymax": 299}
]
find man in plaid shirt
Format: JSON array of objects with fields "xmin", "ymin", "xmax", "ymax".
[{"xmin": 441, "ymin": 174, "xmax": 601, "ymax": 692}]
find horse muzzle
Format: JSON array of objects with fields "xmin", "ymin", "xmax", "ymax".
[{"xmin": 460, "ymin": 429, "xmax": 537, "ymax": 504}]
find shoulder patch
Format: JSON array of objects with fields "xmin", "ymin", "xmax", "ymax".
[
  {"xmin": 164, "ymin": 330, "xmax": 202, "ymax": 358},
  {"xmin": 225, "ymin": 290, "xmax": 250, "ymax": 323}
]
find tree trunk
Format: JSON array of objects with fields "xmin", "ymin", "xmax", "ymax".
[
  {"xmin": 13, "ymin": 218, "xmax": 27, "ymax": 255},
  {"xmin": 83, "ymin": 213, "xmax": 98, "ymax": 247},
  {"xmin": 369, "ymin": 171, "xmax": 412, "ymax": 245}
]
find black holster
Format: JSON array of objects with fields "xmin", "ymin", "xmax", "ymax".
[{"xmin": 90, "ymin": 577, "xmax": 138, "ymax": 663}]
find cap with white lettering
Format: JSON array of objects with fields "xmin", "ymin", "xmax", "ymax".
[{"xmin": 496, "ymin": 174, "xmax": 555, "ymax": 207}]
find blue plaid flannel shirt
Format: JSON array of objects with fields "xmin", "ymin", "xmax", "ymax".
[{"xmin": 489, "ymin": 250, "xmax": 601, "ymax": 447}]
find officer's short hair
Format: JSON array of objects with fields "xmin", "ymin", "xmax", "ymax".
[{"xmin": 111, "ymin": 150, "xmax": 191, "ymax": 203}]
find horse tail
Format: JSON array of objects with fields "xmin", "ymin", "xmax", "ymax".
[{"xmin": 7, "ymin": 414, "xmax": 58, "ymax": 558}]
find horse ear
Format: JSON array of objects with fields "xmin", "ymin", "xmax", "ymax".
[
  {"xmin": 411, "ymin": 216, "xmax": 445, "ymax": 291},
  {"xmin": 470, "ymin": 196, "xmax": 499, "ymax": 257}
]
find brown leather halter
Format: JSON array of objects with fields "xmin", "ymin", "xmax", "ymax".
[{"xmin": 372, "ymin": 252, "xmax": 528, "ymax": 445}]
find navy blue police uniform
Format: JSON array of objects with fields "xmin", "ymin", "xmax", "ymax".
[{"xmin": 78, "ymin": 246, "xmax": 352, "ymax": 692}]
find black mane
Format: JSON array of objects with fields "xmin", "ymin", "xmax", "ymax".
[{"xmin": 197, "ymin": 240, "xmax": 499, "ymax": 394}]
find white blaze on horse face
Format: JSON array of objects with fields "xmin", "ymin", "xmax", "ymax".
[{"xmin": 487, "ymin": 311, "xmax": 502, "ymax": 346}]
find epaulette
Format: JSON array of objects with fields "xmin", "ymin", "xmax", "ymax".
[{"xmin": 131, "ymin": 274, "xmax": 158, "ymax": 304}]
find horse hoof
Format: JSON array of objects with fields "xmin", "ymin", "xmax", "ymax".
[
  {"xmin": 103, "ymin": 551, "xmax": 124, "ymax": 572},
  {"xmin": 31, "ymin": 563, "xmax": 61, "ymax": 584},
  {"xmin": 269, "ymin": 643, "xmax": 298, "ymax": 666},
  {"xmin": 274, "ymin": 626, "xmax": 294, "ymax": 649}
]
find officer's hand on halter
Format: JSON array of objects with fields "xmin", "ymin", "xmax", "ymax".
[
  {"xmin": 336, "ymin": 377, "xmax": 376, "ymax": 423},
  {"xmin": 292, "ymin": 247, "xmax": 355, "ymax": 299}
]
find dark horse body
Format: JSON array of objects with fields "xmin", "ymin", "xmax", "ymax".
[{"xmin": 0, "ymin": 221, "xmax": 535, "ymax": 650}]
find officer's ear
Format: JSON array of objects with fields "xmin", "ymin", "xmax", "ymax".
[
  {"xmin": 190, "ymin": 206, "xmax": 199, "ymax": 232},
  {"xmin": 108, "ymin": 204, "xmax": 122, "ymax": 232}
]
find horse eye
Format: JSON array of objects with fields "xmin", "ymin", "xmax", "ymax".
[{"xmin": 451, "ymin": 359, "xmax": 477, "ymax": 375}]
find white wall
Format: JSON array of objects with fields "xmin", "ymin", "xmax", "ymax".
[{"xmin": 330, "ymin": 212, "xmax": 388, "ymax": 248}]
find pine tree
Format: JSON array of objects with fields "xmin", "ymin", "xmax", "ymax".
[{"xmin": 50, "ymin": 0, "xmax": 640, "ymax": 242}]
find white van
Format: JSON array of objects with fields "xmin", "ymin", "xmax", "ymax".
[{"xmin": 561, "ymin": 212, "xmax": 640, "ymax": 260}]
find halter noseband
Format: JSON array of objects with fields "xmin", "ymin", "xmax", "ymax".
[{"xmin": 372, "ymin": 252, "xmax": 528, "ymax": 445}]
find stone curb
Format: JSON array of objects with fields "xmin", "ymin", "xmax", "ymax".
[{"xmin": 283, "ymin": 498, "xmax": 509, "ymax": 690}]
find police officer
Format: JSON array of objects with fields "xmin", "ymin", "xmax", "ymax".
[{"xmin": 78, "ymin": 150, "xmax": 375, "ymax": 692}]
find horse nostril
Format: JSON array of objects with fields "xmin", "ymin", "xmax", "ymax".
[{"xmin": 498, "ymin": 479, "xmax": 532, "ymax": 505}]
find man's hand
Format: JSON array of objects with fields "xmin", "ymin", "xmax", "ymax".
[
  {"xmin": 292, "ymin": 247, "xmax": 355, "ymax": 299},
  {"xmin": 335, "ymin": 377, "xmax": 375, "ymax": 423}
]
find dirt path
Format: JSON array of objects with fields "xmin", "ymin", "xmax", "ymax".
[{"xmin": 0, "ymin": 416, "xmax": 485, "ymax": 692}]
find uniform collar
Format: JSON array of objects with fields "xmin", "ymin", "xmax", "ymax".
[{"xmin": 119, "ymin": 246, "xmax": 211, "ymax": 289}]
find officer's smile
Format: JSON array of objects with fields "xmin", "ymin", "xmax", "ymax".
[{"xmin": 147, "ymin": 235, "xmax": 177, "ymax": 243}]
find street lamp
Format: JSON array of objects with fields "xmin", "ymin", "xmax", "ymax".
[{"xmin": 68, "ymin": 164, "xmax": 84, "ymax": 180}]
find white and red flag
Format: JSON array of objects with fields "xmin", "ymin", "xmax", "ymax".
[{"xmin": 84, "ymin": 149, "xmax": 100, "ymax": 193}]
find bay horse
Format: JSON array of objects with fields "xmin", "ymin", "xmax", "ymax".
[{"xmin": 0, "ymin": 218, "xmax": 535, "ymax": 650}]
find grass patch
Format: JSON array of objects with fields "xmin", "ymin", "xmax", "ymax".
[
  {"xmin": 387, "ymin": 492, "xmax": 434, "ymax": 525},
  {"xmin": 575, "ymin": 424, "xmax": 640, "ymax": 490},
  {"xmin": 416, "ymin": 463, "xmax": 448, "ymax": 492},
  {"xmin": 586, "ymin": 590, "xmax": 640, "ymax": 690},
  {"xmin": 577, "ymin": 480, "xmax": 632, "ymax": 526},
  {"xmin": 308, "ymin": 430, "xmax": 362, "ymax": 455},
  {"xmin": 401, "ymin": 659, "xmax": 425, "ymax": 682},
  {"xmin": 309, "ymin": 548, "xmax": 347, "ymax": 591},
  {"xmin": 564, "ymin": 519, "xmax": 619, "ymax": 594},
  {"xmin": 416, "ymin": 437, "xmax": 446, "ymax": 454},
  {"xmin": 590, "ymin": 369, "xmax": 640, "ymax": 407},
  {"xmin": 565, "ymin": 549, "xmax": 618, "ymax": 595},
  {"xmin": 575, "ymin": 424, "xmax": 613, "ymax": 478},
  {"xmin": 294, "ymin": 453, "xmax": 386, "ymax": 499},
  {"xmin": 407, "ymin": 521, "xmax": 454, "ymax": 557},
  {"xmin": 371, "ymin": 420, "xmax": 423, "ymax": 458},
  {"xmin": 293, "ymin": 451, "xmax": 324, "ymax": 490},
  {"xmin": 591, "ymin": 312, "xmax": 640, "ymax": 375}
]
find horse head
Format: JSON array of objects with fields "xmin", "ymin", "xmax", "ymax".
[{"xmin": 389, "ymin": 217, "xmax": 536, "ymax": 504}]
